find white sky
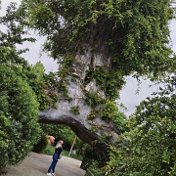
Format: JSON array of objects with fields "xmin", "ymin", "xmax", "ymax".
[{"xmin": 1, "ymin": 0, "xmax": 176, "ymax": 116}]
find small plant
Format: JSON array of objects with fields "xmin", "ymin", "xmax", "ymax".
[
  {"xmin": 85, "ymin": 92, "xmax": 104, "ymax": 107},
  {"xmin": 87, "ymin": 111, "xmax": 96, "ymax": 121},
  {"xmin": 85, "ymin": 161, "xmax": 104, "ymax": 176},
  {"xmin": 42, "ymin": 144, "xmax": 55, "ymax": 155},
  {"xmin": 70, "ymin": 106, "xmax": 80, "ymax": 115}
]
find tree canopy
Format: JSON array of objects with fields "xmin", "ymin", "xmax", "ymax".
[
  {"xmin": 21, "ymin": 0, "xmax": 174, "ymax": 77},
  {"xmin": 0, "ymin": 0, "xmax": 176, "ymax": 175}
]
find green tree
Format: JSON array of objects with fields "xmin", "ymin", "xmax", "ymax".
[
  {"xmin": 0, "ymin": 2, "xmax": 58, "ymax": 169},
  {"xmin": 104, "ymin": 75, "xmax": 176, "ymax": 176},
  {"xmin": 17, "ymin": 0, "xmax": 175, "ymax": 169},
  {"xmin": 23, "ymin": 62, "xmax": 58, "ymax": 110}
]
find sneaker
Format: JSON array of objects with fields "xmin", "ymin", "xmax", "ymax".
[
  {"xmin": 46, "ymin": 173, "xmax": 51, "ymax": 176},
  {"xmin": 52, "ymin": 173, "xmax": 56, "ymax": 176}
]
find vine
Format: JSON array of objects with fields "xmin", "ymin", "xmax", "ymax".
[
  {"xmin": 85, "ymin": 92, "xmax": 105, "ymax": 108},
  {"xmin": 57, "ymin": 54, "xmax": 75, "ymax": 100},
  {"xmin": 85, "ymin": 67, "xmax": 125, "ymax": 100},
  {"xmin": 70, "ymin": 106, "xmax": 80, "ymax": 115}
]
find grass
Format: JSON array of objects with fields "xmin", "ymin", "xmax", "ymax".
[
  {"xmin": 62, "ymin": 150, "xmax": 83, "ymax": 161},
  {"xmin": 42, "ymin": 144, "xmax": 83, "ymax": 161},
  {"xmin": 42, "ymin": 144, "xmax": 55, "ymax": 155}
]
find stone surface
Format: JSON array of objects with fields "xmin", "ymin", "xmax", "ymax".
[{"xmin": 39, "ymin": 51, "xmax": 119, "ymax": 144}]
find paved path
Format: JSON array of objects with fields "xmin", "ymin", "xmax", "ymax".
[{"xmin": 2, "ymin": 152, "xmax": 85, "ymax": 176}]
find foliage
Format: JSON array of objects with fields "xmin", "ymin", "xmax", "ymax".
[
  {"xmin": 85, "ymin": 67, "xmax": 125, "ymax": 99},
  {"xmin": 19, "ymin": 0, "xmax": 175, "ymax": 109},
  {"xmin": 0, "ymin": 48, "xmax": 58, "ymax": 170},
  {"xmin": 103, "ymin": 75, "xmax": 176, "ymax": 176},
  {"xmin": 86, "ymin": 99, "xmax": 126, "ymax": 133},
  {"xmin": 0, "ymin": 49, "xmax": 58, "ymax": 111},
  {"xmin": 58, "ymin": 54, "xmax": 75, "ymax": 78},
  {"xmin": 0, "ymin": 2, "xmax": 35, "ymax": 50},
  {"xmin": 56, "ymin": 54, "xmax": 75, "ymax": 100},
  {"xmin": 87, "ymin": 110, "xmax": 97, "ymax": 121},
  {"xmin": 23, "ymin": 63, "xmax": 59, "ymax": 110},
  {"xmin": 42, "ymin": 144, "xmax": 83, "ymax": 160},
  {"xmin": 0, "ymin": 46, "xmax": 27, "ymax": 66},
  {"xmin": 100, "ymin": 100, "xmax": 126, "ymax": 131},
  {"xmin": 85, "ymin": 92, "xmax": 104, "ymax": 107},
  {"xmin": 41, "ymin": 124, "xmax": 74, "ymax": 142},
  {"xmin": 0, "ymin": 2, "xmax": 58, "ymax": 168},
  {"xmin": 18, "ymin": 0, "xmax": 175, "ymax": 139},
  {"xmin": 70, "ymin": 106, "xmax": 80, "ymax": 115},
  {"xmin": 85, "ymin": 161, "xmax": 104, "ymax": 176},
  {"xmin": 33, "ymin": 133, "xmax": 48, "ymax": 153},
  {"xmin": 21, "ymin": 0, "xmax": 173, "ymax": 78},
  {"xmin": 0, "ymin": 65, "xmax": 41, "ymax": 168},
  {"xmin": 16, "ymin": 0, "xmax": 174, "ymax": 114},
  {"xmin": 42, "ymin": 143, "xmax": 55, "ymax": 155},
  {"xmin": 0, "ymin": 2, "xmax": 59, "ymax": 111},
  {"xmin": 7, "ymin": 0, "xmax": 176, "ymax": 175}
]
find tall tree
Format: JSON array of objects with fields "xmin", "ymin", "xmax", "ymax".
[{"xmin": 18, "ymin": 0, "xmax": 175, "ymax": 165}]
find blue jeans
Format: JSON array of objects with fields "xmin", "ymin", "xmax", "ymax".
[{"xmin": 48, "ymin": 153, "xmax": 58, "ymax": 173}]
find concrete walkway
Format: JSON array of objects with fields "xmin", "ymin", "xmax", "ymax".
[{"xmin": 2, "ymin": 152, "xmax": 85, "ymax": 176}]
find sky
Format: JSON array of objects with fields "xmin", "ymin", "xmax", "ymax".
[{"xmin": 1, "ymin": 0, "xmax": 176, "ymax": 116}]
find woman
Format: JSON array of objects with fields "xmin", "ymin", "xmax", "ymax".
[{"xmin": 47, "ymin": 140, "xmax": 64, "ymax": 176}]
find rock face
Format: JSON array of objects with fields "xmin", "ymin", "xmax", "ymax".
[{"xmin": 39, "ymin": 49, "xmax": 120, "ymax": 144}]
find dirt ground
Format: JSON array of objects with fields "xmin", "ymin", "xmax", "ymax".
[{"xmin": 1, "ymin": 152, "xmax": 85, "ymax": 176}]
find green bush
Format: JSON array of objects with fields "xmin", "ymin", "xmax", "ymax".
[
  {"xmin": 85, "ymin": 161, "xmax": 104, "ymax": 176},
  {"xmin": 42, "ymin": 144, "xmax": 55, "ymax": 155},
  {"xmin": 33, "ymin": 133, "xmax": 48, "ymax": 153},
  {"xmin": 104, "ymin": 95, "xmax": 176, "ymax": 176},
  {"xmin": 0, "ymin": 66, "xmax": 41, "ymax": 168}
]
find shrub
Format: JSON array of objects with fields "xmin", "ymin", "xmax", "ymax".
[
  {"xmin": 85, "ymin": 161, "xmax": 104, "ymax": 176},
  {"xmin": 33, "ymin": 133, "xmax": 48, "ymax": 153},
  {"xmin": 0, "ymin": 66, "xmax": 41, "ymax": 168},
  {"xmin": 104, "ymin": 95, "xmax": 176, "ymax": 176},
  {"xmin": 42, "ymin": 144, "xmax": 55, "ymax": 155}
]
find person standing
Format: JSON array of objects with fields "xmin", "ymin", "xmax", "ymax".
[{"xmin": 47, "ymin": 140, "xmax": 64, "ymax": 176}]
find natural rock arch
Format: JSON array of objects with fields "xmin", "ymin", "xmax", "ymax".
[
  {"xmin": 39, "ymin": 50, "xmax": 121, "ymax": 143},
  {"xmin": 38, "ymin": 51, "xmax": 123, "ymax": 167},
  {"xmin": 21, "ymin": 0, "xmax": 173, "ymax": 146}
]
